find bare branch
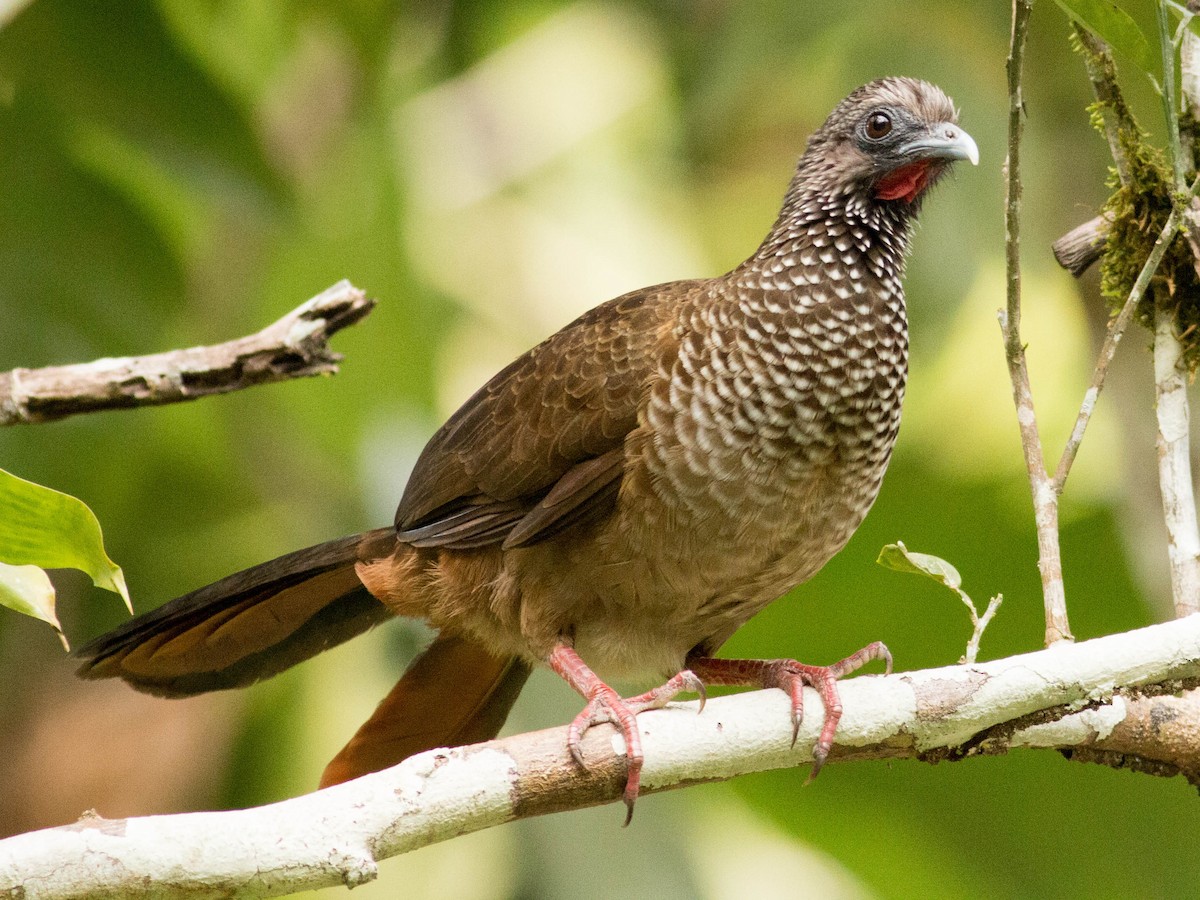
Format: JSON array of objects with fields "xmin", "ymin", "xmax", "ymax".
[
  {"xmin": 2, "ymin": 615, "xmax": 1198, "ymax": 899},
  {"xmin": 1158, "ymin": 2, "xmax": 1189, "ymax": 191},
  {"xmin": 1002, "ymin": 0, "xmax": 1073, "ymax": 645},
  {"xmin": 0, "ymin": 282, "xmax": 375, "ymax": 426}
]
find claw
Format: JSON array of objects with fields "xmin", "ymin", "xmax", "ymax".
[
  {"xmin": 549, "ymin": 646, "xmax": 707, "ymax": 824},
  {"xmin": 559, "ymin": 678, "xmax": 646, "ymax": 825},
  {"xmin": 565, "ymin": 707, "xmax": 592, "ymax": 767},
  {"xmin": 689, "ymin": 641, "xmax": 891, "ymax": 779}
]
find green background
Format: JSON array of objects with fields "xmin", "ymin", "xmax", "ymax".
[{"xmin": 1, "ymin": 1, "xmax": 1196, "ymax": 897}]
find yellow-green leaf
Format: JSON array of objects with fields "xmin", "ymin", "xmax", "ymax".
[
  {"xmin": 876, "ymin": 541, "xmax": 963, "ymax": 591},
  {"xmin": 1054, "ymin": 0, "xmax": 1154, "ymax": 73},
  {"xmin": 0, "ymin": 467, "xmax": 130, "ymax": 610},
  {"xmin": 0, "ymin": 561, "xmax": 68, "ymax": 649}
]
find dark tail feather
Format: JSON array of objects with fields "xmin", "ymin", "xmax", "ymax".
[
  {"xmin": 320, "ymin": 633, "xmax": 531, "ymax": 787},
  {"xmin": 75, "ymin": 528, "xmax": 397, "ymax": 698}
]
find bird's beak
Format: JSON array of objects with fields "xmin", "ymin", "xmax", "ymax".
[{"xmin": 902, "ymin": 125, "xmax": 979, "ymax": 166}]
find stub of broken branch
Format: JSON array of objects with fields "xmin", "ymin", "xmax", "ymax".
[
  {"xmin": 2, "ymin": 615, "xmax": 1198, "ymax": 899},
  {"xmin": 0, "ymin": 281, "xmax": 375, "ymax": 426},
  {"xmin": 1052, "ymin": 214, "xmax": 1111, "ymax": 277}
]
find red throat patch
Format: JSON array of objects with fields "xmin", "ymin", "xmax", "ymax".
[{"xmin": 875, "ymin": 159, "xmax": 934, "ymax": 203}]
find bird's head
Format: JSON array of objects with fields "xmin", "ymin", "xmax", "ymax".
[{"xmin": 799, "ymin": 77, "xmax": 978, "ymax": 209}]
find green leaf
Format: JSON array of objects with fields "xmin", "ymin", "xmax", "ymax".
[
  {"xmin": 1054, "ymin": 0, "xmax": 1155, "ymax": 72},
  {"xmin": 876, "ymin": 541, "xmax": 963, "ymax": 591},
  {"xmin": 0, "ymin": 467, "xmax": 130, "ymax": 610},
  {"xmin": 0, "ymin": 561, "xmax": 68, "ymax": 649}
]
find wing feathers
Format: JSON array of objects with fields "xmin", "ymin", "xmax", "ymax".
[
  {"xmin": 392, "ymin": 282, "xmax": 692, "ymax": 551},
  {"xmin": 502, "ymin": 446, "xmax": 625, "ymax": 549}
]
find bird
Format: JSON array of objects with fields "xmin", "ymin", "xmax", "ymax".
[{"xmin": 77, "ymin": 77, "xmax": 977, "ymax": 823}]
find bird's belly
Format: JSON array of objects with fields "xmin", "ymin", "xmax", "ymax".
[{"xmin": 556, "ymin": 452, "xmax": 889, "ymax": 682}]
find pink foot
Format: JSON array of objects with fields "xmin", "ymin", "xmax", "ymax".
[
  {"xmin": 689, "ymin": 641, "xmax": 892, "ymax": 778},
  {"xmin": 549, "ymin": 645, "xmax": 705, "ymax": 824}
]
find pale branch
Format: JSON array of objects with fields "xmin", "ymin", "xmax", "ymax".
[
  {"xmin": 0, "ymin": 282, "xmax": 375, "ymax": 426},
  {"xmin": 1155, "ymin": 301, "xmax": 1200, "ymax": 617},
  {"xmin": 1002, "ymin": 0, "xmax": 1073, "ymax": 645},
  {"xmin": 1184, "ymin": 1, "xmax": 1200, "ymax": 170},
  {"xmin": 2, "ymin": 616, "xmax": 1199, "ymax": 899},
  {"xmin": 1159, "ymin": 7, "xmax": 1200, "ymax": 619}
]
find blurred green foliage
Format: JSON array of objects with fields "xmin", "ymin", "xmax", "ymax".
[
  {"xmin": 1, "ymin": 1, "xmax": 1198, "ymax": 897},
  {"xmin": 0, "ymin": 465, "xmax": 128, "ymax": 642}
]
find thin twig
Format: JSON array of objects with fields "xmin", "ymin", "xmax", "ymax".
[
  {"xmin": 1004, "ymin": 0, "xmax": 1033, "ymax": 357},
  {"xmin": 1051, "ymin": 30, "xmax": 1138, "ymax": 493},
  {"xmin": 0, "ymin": 281, "xmax": 375, "ymax": 426},
  {"xmin": 1054, "ymin": 204, "xmax": 1187, "ymax": 492},
  {"xmin": 1001, "ymin": 0, "xmax": 1073, "ymax": 645},
  {"xmin": 958, "ymin": 590, "xmax": 1003, "ymax": 666}
]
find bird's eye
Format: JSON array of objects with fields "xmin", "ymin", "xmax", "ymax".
[{"xmin": 865, "ymin": 112, "xmax": 892, "ymax": 140}]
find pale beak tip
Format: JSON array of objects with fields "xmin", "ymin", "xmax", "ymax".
[{"xmin": 953, "ymin": 126, "xmax": 980, "ymax": 166}]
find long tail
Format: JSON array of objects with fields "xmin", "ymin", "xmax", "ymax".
[
  {"xmin": 76, "ymin": 527, "xmax": 531, "ymax": 783},
  {"xmin": 75, "ymin": 528, "xmax": 398, "ymax": 697}
]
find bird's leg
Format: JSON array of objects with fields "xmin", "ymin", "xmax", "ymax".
[
  {"xmin": 688, "ymin": 641, "xmax": 892, "ymax": 779},
  {"xmin": 547, "ymin": 643, "xmax": 704, "ymax": 824}
]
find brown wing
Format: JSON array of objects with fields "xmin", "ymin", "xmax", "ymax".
[{"xmin": 395, "ymin": 281, "xmax": 695, "ymax": 549}]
